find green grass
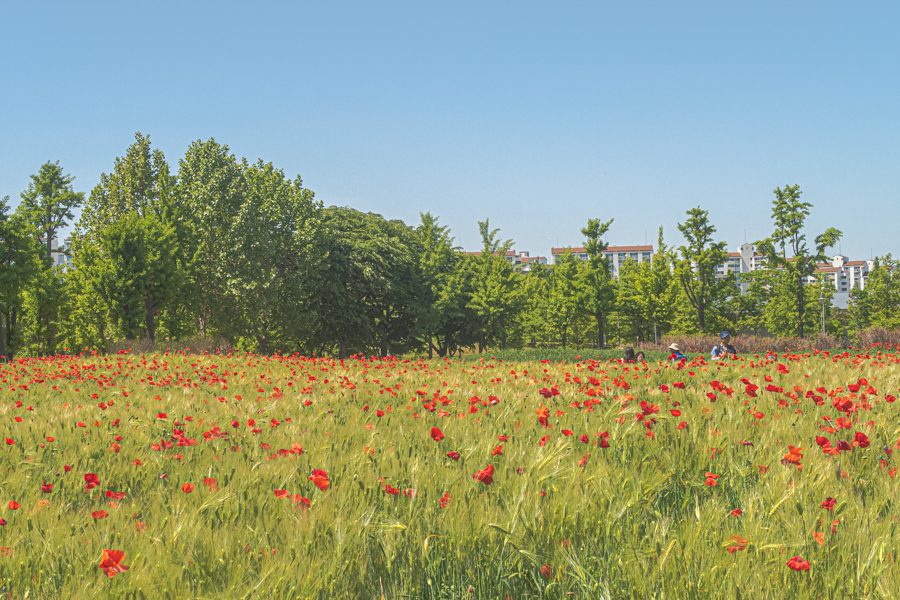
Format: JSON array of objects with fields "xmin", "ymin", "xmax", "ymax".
[{"xmin": 0, "ymin": 349, "xmax": 898, "ymax": 598}]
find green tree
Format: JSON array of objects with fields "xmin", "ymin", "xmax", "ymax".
[
  {"xmin": 173, "ymin": 139, "xmax": 246, "ymax": 337},
  {"xmin": 468, "ymin": 220, "xmax": 523, "ymax": 352},
  {"xmin": 616, "ymin": 228, "xmax": 678, "ymax": 343},
  {"xmin": 415, "ymin": 213, "xmax": 479, "ymax": 357},
  {"xmin": 547, "ymin": 250, "xmax": 584, "ymax": 349},
  {"xmin": 849, "ymin": 256, "xmax": 900, "ymax": 330},
  {"xmin": 675, "ymin": 207, "xmax": 728, "ymax": 332},
  {"xmin": 18, "ymin": 161, "xmax": 84, "ymax": 260},
  {"xmin": 220, "ymin": 160, "xmax": 319, "ymax": 355},
  {"xmin": 0, "ymin": 197, "xmax": 42, "ymax": 361},
  {"xmin": 579, "ymin": 218, "xmax": 616, "ymax": 348},
  {"xmin": 309, "ymin": 207, "xmax": 424, "ymax": 359},
  {"xmin": 80, "ymin": 133, "xmax": 173, "ymax": 233},
  {"xmin": 756, "ymin": 185, "xmax": 842, "ymax": 337}
]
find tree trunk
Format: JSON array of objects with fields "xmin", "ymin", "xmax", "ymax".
[
  {"xmin": 698, "ymin": 303, "xmax": 706, "ymax": 332},
  {"xmin": 500, "ymin": 315, "xmax": 506, "ymax": 350},
  {"xmin": 338, "ymin": 338, "xmax": 347, "ymax": 360},
  {"xmin": 797, "ymin": 274, "xmax": 805, "ymax": 338},
  {"xmin": 479, "ymin": 331, "xmax": 484, "ymax": 354},
  {"xmin": 145, "ymin": 294, "xmax": 156, "ymax": 342},
  {"xmin": 428, "ymin": 336, "xmax": 433, "ymax": 359},
  {"xmin": 596, "ymin": 313, "xmax": 604, "ymax": 349},
  {"xmin": 0, "ymin": 312, "xmax": 7, "ymax": 362}
]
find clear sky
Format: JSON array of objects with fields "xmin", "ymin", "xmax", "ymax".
[{"xmin": 2, "ymin": 1, "xmax": 897, "ymax": 260}]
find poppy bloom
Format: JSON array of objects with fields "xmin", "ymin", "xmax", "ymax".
[
  {"xmin": 202, "ymin": 478, "xmax": 219, "ymax": 491},
  {"xmin": 853, "ymin": 431, "xmax": 870, "ymax": 448},
  {"xmin": 812, "ymin": 531, "xmax": 825, "ymax": 546},
  {"xmin": 274, "ymin": 489, "xmax": 289, "ymax": 499},
  {"xmin": 446, "ymin": 451, "xmax": 460, "ymax": 461},
  {"xmin": 291, "ymin": 495, "xmax": 311, "ymax": 508},
  {"xmin": 561, "ymin": 429, "xmax": 574, "ymax": 437},
  {"xmin": 439, "ymin": 492, "xmax": 452, "ymax": 508},
  {"xmin": 472, "ymin": 464, "xmax": 494, "ymax": 485},
  {"xmin": 309, "ymin": 469, "xmax": 330, "ymax": 491},
  {"xmin": 156, "ymin": 413, "xmax": 167, "ymax": 419},
  {"xmin": 4, "ymin": 438, "xmax": 14, "ymax": 446},
  {"xmin": 498, "ymin": 434, "xmax": 509, "ymax": 442},
  {"xmin": 98, "ymin": 549, "xmax": 129, "ymax": 578},
  {"xmin": 492, "ymin": 445, "xmax": 504, "ymax": 456},
  {"xmin": 670, "ymin": 409, "xmax": 682, "ymax": 417},
  {"xmin": 726, "ymin": 535, "xmax": 749, "ymax": 553},
  {"xmin": 430, "ymin": 427, "xmax": 445, "ymax": 442},
  {"xmin": 786, "ymin": 555, "xmax": 810, "ymax": 571},
  {"xmin": 783, "ymin": 445, "xmax": 803, "ymax": 466},
  {"xmin": 181, "ymin": 483, "xmax": 194, "ymax": 493},
  {"xmin": 673, "ymin": 382, "xmax": 685, "ymax": 389},
  {"xmin": 40, "ymin": 481, "xmax": 53, "ymax": 494},
  {"xmin": 704, "ymin": 472, "xmax": 720, "ymax": 487},
  {"xmin": 540, "ymin": 565, "xmax": 552, "ymax": 580},
  {"xmin": 730, "ymin": 508, "xmax": 742, "ymax": 516},
  {"xmin": 579, "ymin": 434, "xmax": 589, "ymax": 444},
  {"xmin": 135, "ymin": 522, "xmax": 148, "ymax": 532},
  {"xmin": 539, "ymin": 435, "xmax": 551, "ymax": 447},
  {"xmin": 92, "ymin": 510, "xmax": 108, "ymax": 519},
  {"xmin": 821, "ymin": 497, "xmax": 836, "ymax": 511},
  {"xmin": 7, "ymin": 501, "xmax": 19, "ymax": 510},
  {"xmin": 84, "ymin": 473, "xmax": 100, "ymax": 491},
  {"xmin": 384, "ymin": 484, "xmax": 400, "ymax": 495},
  {"xmin": 676, "ymin": 421, "xmax": 687, "ymax": 430}
]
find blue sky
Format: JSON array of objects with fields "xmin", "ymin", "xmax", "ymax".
[{"xmin": 1, "ymin": 1, "xmax": 897, "ymax": 260}]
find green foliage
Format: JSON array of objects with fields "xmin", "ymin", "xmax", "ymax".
[
  {"xmin": 468, "ymin": 220, "xmax": 524, "ymax": 351},
  {"xmin": 0, "ymin": 196, "xmax": 43, "ymax": 360},
  {"xmin": 579, "ymin": 218, "xmax": 615, "ymax": 348},
  {"xmin": 675, "ymin": 208, "xmax": 729, "ymax": 332},
  {"xmin": 756, "ymin": 185, "xmax": 842, "ymax": 337},
  {"xmin": 849, "ymin": 255, "xmax": 900, "ymax": 331}
]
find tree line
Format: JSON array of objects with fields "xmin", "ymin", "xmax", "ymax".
[{"xmin": 1, "ymin": 133, "xmax": 894, "ymax": 360}]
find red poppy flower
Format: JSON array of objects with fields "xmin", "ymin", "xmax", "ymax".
[
  {"xmin": 812, "ymin": 531, "xmax": 825, "ymax": 546},
  {"xmin": 786, "ymin": 555, "xmax": 810, "ymax": 571},
  {"xmin": 853, "ymin": 431, "xmax": 870, "ymax": 448},
  {"xmin": 309, "ymin": 469, "xmax": 330, "ymax": 491},
  {"xmin": 384, "ymin": 484, "xmax": 400, "ymax": 495},
  {"xmin": 446, "ymin": 451, "xmax": 460, "ymax": 461},
  {"xmin": 492, "ymin": 445, "xmax": 504, "ymax": 456},
  {"xmin": 706, "ymin": 392, "xmax": 717, "ymax": 401},
  {"xmin": 156, "ymin": 413, "xmax": 167, "ymax": 419},
  {"xmin": 4, "ymin": 438, "xmax": 14, "ymax": 446},
  {"xmin": 730, "ymin": 508, "xmax": 742, "ymax": 517},
  {"xmin": 579, "ymin": 434, "xmax": 589, "ymax": 444},
  {"xmin": 498, "ymin": 434, "xmax": 509, "ymax": 442},
  {"xmin": 98, "ymin": 549, "xmax": 129, "ymax": 578},
  {"xmin": 274, "ymin": 489, "xmax": 289, "ymax": 499},
  {"xmin": 439, "ymin": 492, "xmax": 452, "ymax": 508},
  {"xmin": 472, "ymin": 464, "xmax": 494, "ymax": 485},
  {"xmin": 821, "ymin": 497, "xmax": 836, "ymax": 511},
  {"xmin": 670, "ymin": 409, "xmax": 682, "ymax": 417},
  {"xmin": 726, "ymin": 535, "xmax": 749, "ymax": 553},
  {"xmin": 561, "ymin": 429, "xmax": 574, "ymax": 437},
  {"xmin": 676, "ymin": 421, "xmax": 687, "ymax": 430},
  {"xmin": 673, "ymin": 382, "xmax": 685, "ymax": 389},
  {"xmin": 7, "ymin": 501, "xmax": 19, "ymax": 510},
  {"xmin": 203, "ymin": 478, "xmax": 219, "ymax": 491},
  {"xmin": 540, "ymin": 565, "xmax": 552, "ymax": 580},
  {"xmin": 291, "ymin": 494, "xmax": 311, "ymax": 508},
  {"xmin": 92, "ymin": 510, "xmax": 108, "ymax": 519},
  {"xmin": 430, "ymin": 427, "xmax": 445, "ymax": 442},
  {"xmin": 660, "ymin": 384, "xmax": 670, "ymax": 393},
  {"xmin": 40, "ymin": 481, "xmax": 53, "ymax": 494}
]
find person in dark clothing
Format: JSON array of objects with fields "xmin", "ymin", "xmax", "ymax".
[
  {"xmin": 711, "ymin": 332, "xmax": 736, "ymax": 359},
  {"xmin": 623, "ymin": 347, "xmax": 636, "ymax": 363}
]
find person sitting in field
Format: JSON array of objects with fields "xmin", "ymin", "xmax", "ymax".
[
  {"xmin": 634, "ymin": 351, "xmax": 645, "ymax": 363},
  {"xmin": 668, "ymin": 343, "xmax": 686, "ymax": 361},
  {"xmin": 711, "ymin": 332, "xmax": 736, "ymax": 359},
  {"xmin": 623, "ymin": 347, "xmax": 636, "ymax": 363}
]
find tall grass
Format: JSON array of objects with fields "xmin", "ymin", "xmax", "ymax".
[{"xmin": 0, "ymin": 348, "xmax": 898, "ymax": 598}]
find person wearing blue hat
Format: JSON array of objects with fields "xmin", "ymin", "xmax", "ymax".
[{"xmin": 711, "ymin": 332, "xmax": 736, "ymax": 359}]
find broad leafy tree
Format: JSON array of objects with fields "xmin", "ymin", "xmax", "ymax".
[
  {"xmin": 756, "ymin": 185, "xmax": 842, "ymax": 337},
  {"xmin": 0, "ymin": 197, "xmax": 42, "ymax": 360},
  {"xmin": 579, "ymin": 218, "xmax": 616, "ymax": 348},
  {"xmin": 675, "ymin": 207, "xmax": 728, "ymax": 332},
  {"xmin": 468, "ymin": 220, "xmax": 523, "ymax": 352}
]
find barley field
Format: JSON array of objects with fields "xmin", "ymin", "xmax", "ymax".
[{"xmin": 0, "ymin": 348, "xmax": 898, "ymax": 599}]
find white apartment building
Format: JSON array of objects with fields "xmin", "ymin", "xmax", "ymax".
[
  {"xmin": 714, "ymin": 244, "xmax": 873, "ymax": 309},
  {"xmin": 550, "ymin": 245, "xmax": 653, "ymax": 278},
  {"xmin": 42, "ymin": 237, "xmax": 74, "ymax": 268}
]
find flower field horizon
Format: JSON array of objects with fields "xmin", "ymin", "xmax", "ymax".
[{"xmin": 1, "ymin": 347, "xmax": 899, "ymax": 599}]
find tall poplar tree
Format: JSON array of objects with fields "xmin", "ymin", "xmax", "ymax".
[{"xmin": 675, "ymin": 208, "xmax": 728, "ymax": 332}]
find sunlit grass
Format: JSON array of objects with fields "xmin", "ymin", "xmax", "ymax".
[{"xmin": 0, "ymin": 348, "xmax": 898, "ymax": 598}]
